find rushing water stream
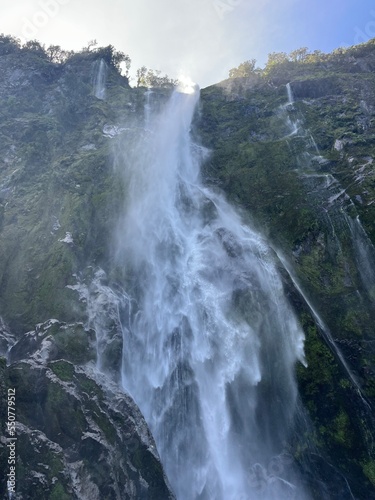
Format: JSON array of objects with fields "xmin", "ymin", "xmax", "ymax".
[{"xmin": 113, "ymin": 83, "xmax": 308, "ymax": 499}]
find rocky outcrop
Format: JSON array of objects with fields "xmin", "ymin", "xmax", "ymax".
[
  {"xmin": 289, "ymin": 76, "xmax": 341, "ymax": 98},
  {"xmin": 0, "ymin": 355, "xmax": 175, "ymax": 499},
  {"xmin": 0, "ymin": 317, "xmax": 174, "ymax": 499}
]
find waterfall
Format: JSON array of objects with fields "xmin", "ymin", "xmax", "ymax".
[
  {"xmin": 144, "ymin": 88, "xmax": 153, "ymax": 129},
  {"xmin": 278, "ymin": 84, "xmax": 375, "ymax": 413},
  {"xmin": 280, "ymin": 83, "xmax": 375, "ymax": 307},
  {"xmin": 280, "ymin": 85, "xmax": 325, "ymax": 163},
  {"xmin": 114, "ymin": 83, "xmax": 308, "ymax": 499},
  {"xmin": 67, "ymin": 268, "xmax": 126, "ymax": 375},
  {"xmin": 275, "ymin": 250, "xmax": 369, "ymax": 408},
  {"xmin": 93, "ymin": 59, "xmax": 107, "ymax": 100},
  {"xmin": 345, "ymin": 215, "xmax": 375, "ymax": 301},
  {"xmin": 286, "ymin": 82, "xmax": 294, "ymax": 106}
]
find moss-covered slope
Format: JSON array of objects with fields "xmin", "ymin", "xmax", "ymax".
[
  {"xmin": 198, "ymin": 40, "xmax": 375, "ymax": 499},
  {"xmin": 0, "ymin": 43, "xmax": 175, "ymax": 500}
]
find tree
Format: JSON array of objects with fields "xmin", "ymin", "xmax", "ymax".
[
  {"xmin": 289, "ymin": 47, "xmax": 309, "ymax": 62},
  {"xmin": 87, "ymin": 39, "xmax": 98, "ymax": 51},
  {"xmin": 96, "ymin": 45, "xmax": 131, "ymax": 74},
  {"xmin": 266, "ymin": 52, "xmax": 289, "ymax": 66},
  {"xmin": 81, "ymin": 39, "xmax": 98, "ymax": 53},
  {"xmin": 46, "ymin": 45, "xmax": 71, "ymax": 64},
  {"xmin": 0, "ymin": 34, "xmax": 21, "ymax": 55},
  {"xmin": 263, "ymin": 52, "xmax": 290, "ymax": 75},
  {"xmin": 112, "ymin": 49, "xmax": 131, "ymax": 75},
  {"xmin": 229, "ymin": 59, "xmax": 257, "ymax": 78},
  {"xmin": 136, "ymin": 66, "xmax": 148, "ymax": 87},
  {"xmin": 135, "ymin": 67, "xmax": 178, "ymax": 88},
  {"xmin": 22, "ymin": 40, "xmax": 47, "ymax": 58},
  {"xmin": 305, "ymin": 50, "xmax": 328, "ymax": 63}
]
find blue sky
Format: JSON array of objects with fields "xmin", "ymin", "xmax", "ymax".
[{"xmin": 1, "ymin": 0, "xmax": 375, "ymax": 87}]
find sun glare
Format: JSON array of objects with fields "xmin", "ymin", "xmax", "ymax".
[{"xmin": 177, "ymin": 75, "xmax": 198, "ymax": 94}]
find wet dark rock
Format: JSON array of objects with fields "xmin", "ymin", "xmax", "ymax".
[
  {"xmin": 0, "ymin": 357, "xmax": 175, "ymax": 499},
  {"xmin": 290, "ymin": 77, "xmax": 341, "ymax": 99}
]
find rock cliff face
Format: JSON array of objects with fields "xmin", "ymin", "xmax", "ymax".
[
  {"xmin": 198, "ymin": 42, "xmax": 375, "ymax": 498},
  {"xmin": 1, "ymin": 355, "xmax": 174, "ymax": 499},
  {"xmin": 0, "ymin": 37, "xmax": 375, "ymax": 498},
  {"xmin": 0, "ymin": 41, "xmax": 174, "ymax": 499}
]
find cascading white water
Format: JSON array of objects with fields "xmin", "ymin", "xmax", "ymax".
[
  {"xmin": 345, "ymin": 215, "xmax": 375, "ymax": 301},
  {"xmin": 278, "ymin": 84, "xmax": 375, "ymax": 412},
  {"xmin": 67, "ymin": 269, "xmax": 126, "ymax": 374},
  {"xmin": 281, "ymin": 84, "xmax": 324, "ymax": 161},
  {"xmin": 114, "ymin": 83, "xmax": 308, "ymax": 499},
  {"xmin": 286, "ymin": 82, "xmax": 294, "ymax": 106},
  {"xmin": 281, "ymin": 84, "xmax": 375, "ymax": 306},
  {"xmin": 93, "ymin": 59, "xmax": 107, "ymax": 100},
  {"xmin": 275, "ymin": 250, "xmax": 369, "ymax": 408}
]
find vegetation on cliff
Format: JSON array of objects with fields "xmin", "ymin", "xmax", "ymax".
[
  {"xmin": 0, "ymin": 35, "xmax": 374, "ymax": 498},
  {"xmin": 199, "ymin": 37, "xmax": 375, "ymax": 498}
]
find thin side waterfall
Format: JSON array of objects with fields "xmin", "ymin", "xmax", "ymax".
[
  {"xmin": 67, "ymin": 269, "xmax": 126, "ymax": 375},
  {"xmin": 281, "ymin": 84, "xmax": 325, "ymax": 162},
  {"xmin": 280, "ymin": 83, "xmax": 375, "ymax": 307},
  {"xmin": 115, "ymin": 84, "xmax": 309, "ymax": 500},
  {"xmin": 275, "ymin": 250, "xmax": 370, "ymax": 408},
  {"xmin": 93, "ymin": 59, "xmax": 107, "ymax": 100},
  {"xmin": 345, "ymin": 215, "xmax": 375, "ymax": 301},
  {"xmin": 144, "ymin": 89, "xmax": 153, "ymax": 129},
  {"xmin": 286, "ymin": 82, "xmax": 294, "ymax": 106},
  {"xmin": 278, "ymin": 84, "xmax": 375, "ymax": 411}
]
